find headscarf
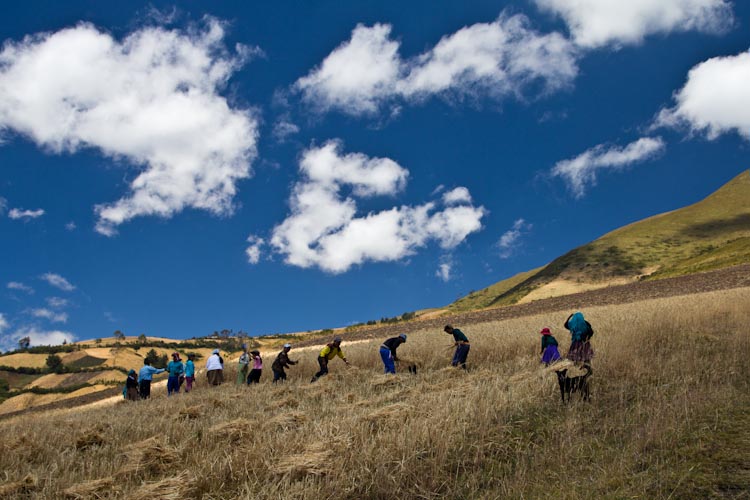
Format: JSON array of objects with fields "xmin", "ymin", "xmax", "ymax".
[{"xmin": 567, "ymin": 312, "xmax": 588, "ymax": 342}]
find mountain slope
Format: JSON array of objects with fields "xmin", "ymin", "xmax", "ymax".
[{"xmin": 448, "ymin": 170, "xmax": 750, "ymax": 310}]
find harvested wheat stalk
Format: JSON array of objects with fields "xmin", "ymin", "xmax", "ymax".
[
  {"xmin": 271, "ymin": 448, "xmax": 333, "ymax": 479},
  {"xmin": 266, "ymin": 411, "xmax": 307, "ymax": 430},
  {"xmin": 209, "ymin": 418, "xmax": 253, "ymax": 443},
  {"xmin": 271, "ymin": 397, "xmax": 300, "ymax": 409},
  {"xmin": 129, "ymin": 471, "xmax": 195, "ymax": 500},
  {"xmin": 63, "ymin": 478, "xmax": 117, "ymax": 499},
  {"xmin": 0, "ymin": 474, "xmax": 38, "ymax": 498},
  {"xmin": 120, "ymin": 437, "xmax": 179, "ymax": 476},
  {"xmin": 75, "ymin": 428, "xmax": 106, "ymax": 450},
  {"xmin": 364, "ymin": 403, "xmax": 414, "ymax": 422},
  {"xmin": 177, "ymin": 406, "xmax": 202, "ymax": 420}
]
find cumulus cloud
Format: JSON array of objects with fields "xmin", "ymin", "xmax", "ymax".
[
  {"xmin": 30, "ymin": 308, "xmax": 68, "ymax": 323},
  {"xmin": 0, "ymin": 18, "xmax": 260, "ymax": 235},
  {"xmin": 65, "ymin": 221, "xmax": 77, "ymax": 231},
  {"xmin": 40, "ymin": 273, "xmax": 76, "ymax": 292},
  {"xmin": 269, "ymin": 140, "xmax": 486, "ymax": 273},
  {"xmin": 498, "ymin": 218, "xmax": 532, "ymax": 258},
  {"xmin": 245, "ymin": 235, "xmax": 264, "ymax": 264},
  {"xmin": 442, "ymin": 187, "xmax": 473, "ymax": 205},
  {"xmin": 6, "ymin": 326, "xmax": 75, "ymax": 349},
  {"xmin": 551, "ymin": 137, "xmax": 666, "ymax": 198},
  {"xmin": 436, "ymin": 256, "xmax": 454, "ymax": 282},
  {"xmin": 7, "ymin": 281, "xmax": 34, "ymax": 294},
  {"xmin": 0, "ymin": 313, "xmax": 8, "ymax": 334},
  {"xmin": 272, "ymin": 119, "xmax": 300, "ymax": 142},
  {"xmin": 533, "ymin": 0, "xmax": 734, "ymax": 48},
  {"xmin": 8, "ymin": 208, "xmax": 45, "ymax": 220},
  {"xmin": 655, "ymin": 49, "xmax": 750, "ymax": 140},
  {"xmin": 295, "ymin": 14, "xmax": 577, "ymax": 116}
]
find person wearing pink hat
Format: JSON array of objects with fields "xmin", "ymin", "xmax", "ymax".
[{"xmin": 539, "ymin": 327, "xmax": 561, "ymax": 366}]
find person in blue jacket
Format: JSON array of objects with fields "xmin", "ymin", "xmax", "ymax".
[
  {"xmin": 166, "ymin": 352, "xmax": 184, "ymax": 396},
  {"xmin": 138, "ymin": 359, "xmax": 165, "ymax": 399}
]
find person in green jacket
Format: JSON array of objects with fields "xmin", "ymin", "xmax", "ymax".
[{"xmin": 310, "ymin": 337, "xmax": 349, "ymax": 382}]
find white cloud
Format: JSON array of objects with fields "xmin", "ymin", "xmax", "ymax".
[
  {"xmin": 272, "ymin": 119, "xmax": 300, "ymax": 142},
  {"xmin": 8, "ymin": 208, "xmax": 45, "ymax": 220},
  {"xmin": 533, "ymin": 0, "xmax": 733, "ymax": 48},
  {"xmin": 0, "ymin": 197, "xmax": 7, "ymax": 215},
  {"xmin": 436, "ymin": 256, "xmax": 454, "ymax": 282},
  {"xmin": 65, "ymin": 221, "xmax": 77, "ymax": 231},
  {"xmin": 655, "ymin": 49, "xmax": 750, "ymax": 140},
  {"xmin": 0, "ymin": 18, "xmax": 260, "ymax": 235},
  {"xmin": 245, "ymin": 235, "xmax": 264, "ymax": 264},
  {"xmin": 296, "ymin": 14, "xmax": 577, "ymax": 116},
  {"xmin": 6, "ymin": 326, "xmax": 75, "ymax": 349},
  {"xmin": 498, "ymin": 218, "xmax": 532, "ymax": 258},
  {"xmin": 442, "ymin": 187, "xmax": 473, "ymax": 205},
  {"xmin": 551, "ymin": 137, "xmax": 666, "ymax": 198},
  {"xmin": 30, "ymin": 308, "xmax": 68, "ymax": 323},
  {"xmin": 46, "ymin": 297, "xmax": 69, "ymax": 309},
  {"xmin": 40, "ymin": 272, "xmax": 76, "ymax": 292},
  {"xmin": 0, "ymin": 314, "xmax": 8, "ymax": 334},
  {"xmin": 270, "ymin": 141, "xmax": 486, "ymax": 273},
  {"xmin": 7, "ymin": 282, "xmax": 34, "ymax": 294}
]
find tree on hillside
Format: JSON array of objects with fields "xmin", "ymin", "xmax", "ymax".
[
  {"xmin": 137, "ymin": 334, "xmax": 147, "ymax": 345},
  {"xmin": 45, "ymin": 354, "xmax": 63, "ymax": 373},
  {"xmin": 17, "ymin": 336, "xmax": 31, "ymax": 350},
  {"xmin": 145, "ymin": 349, "xmax": 168, "ymax": 369},
  {"xmin": 95, "ymin": 338, "xmax": 102, "ymax": 345},
  {"xmin": 113, "ymin": 330, "xmax": 125, "ymax": 341}
]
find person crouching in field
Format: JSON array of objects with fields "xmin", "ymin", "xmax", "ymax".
[
  {"xmin": 166, "ymin": 353, "xmax": 184, "ymax": 396},
  {"xmin": 380, "ymin": 334, "xmax": 407, "ymax": 374},
  {"xmin": 311, "ymin": 336, "xmax": 349, "ymax": 382},
  {"xmin": 539, "ymin": 327, "xmax": 561, "ymax": 366},
  {"xmin": 138, "ymin": 359, "xmax": 165, "ymax": 399},
  {"xmin": 237, "ymin": 345, "xmax": 250, "ymax": 385},
  {"xmin": 444, "ymin": 325, "xmax": 470, "ymax": 369},
  {"xmin": 125, "ymin": 369, "xmax": 139, "ymax": 401},
  {"xmin": 247, "ymin": 350, "xmax": 262, "ymax": 384},
  {"xmin": 564, "ymin": 312, "xmax": 595, "ymax": 365},
  {"xmin": 206, "ymin": 349, "xmax": 224, "ymax": 386},
  {"xmin": 184, "ymin": 354, "xmax": 196, "ymax": 393},
  {"xmin": 272, "ymin": 343, "xmax": 297, "ymax": 383}
]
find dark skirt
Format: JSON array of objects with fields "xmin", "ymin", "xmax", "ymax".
[{"xmin": 567, "ymin": 340, "xmax": 594, "ymax": 363}]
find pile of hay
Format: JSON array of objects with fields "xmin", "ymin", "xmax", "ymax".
[
  {"xmin": 364, "ymin": 403, "xmax": 414, "ymax": 423},
  {"xmin": 271, "ymin": 396, "xmax": 299, "ymax": 409},
  {"xmin": 75, "ymin": 427, "xmax": 106, "ymax": 450},
  {"xmin": 63, "ymin": 478, "xmax": 117, "ymax": 499},
  {"xmin": 0, "ymin": 474, "xmax": 38, "ymax": 498},
  {"xmin": 266, "ymin": 411, "xmax": 306, "ymax": 430},
  {"xmin": 129, "ymin": 471, "xmax": 195, "ymax": 500},
  {"xmin": 120, "ymin": 437, "xmax": 179, "ymax": 476},
  {"xmin": 208, "ymin": 418, "xmax": 253, "ymax": 443},
  {"xmin": 271, "ymin": 442, "xmax": 333, "ymax": 479}
]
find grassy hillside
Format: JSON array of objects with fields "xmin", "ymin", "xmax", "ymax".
[
  {"xmin": 450, "ymin": 170, "xmax": 750, "ymax": 309},
  {"xmin": 0, "ymin": 288, "xmax": 748, "ymax": 498}
]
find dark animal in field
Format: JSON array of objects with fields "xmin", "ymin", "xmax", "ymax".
[{"xmin": 556, "ymin": 363, "xmax": 592, "ymax": 403}]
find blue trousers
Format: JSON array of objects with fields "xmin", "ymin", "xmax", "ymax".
[
  {"xmin": 452, "ymin": 344, "xmax": 470, "ymax": 369},
  {"xmin": 167, "ymin": 376, "xmax": 180, "ymax": 395},
  {"xmin": 380, "ymin": 347, "xmax": 395, "ymax": 374}
]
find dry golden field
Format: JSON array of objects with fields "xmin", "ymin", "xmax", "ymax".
[{"xmin": 1, "ymin": 288, "xmax": 749, "ymax": 499}]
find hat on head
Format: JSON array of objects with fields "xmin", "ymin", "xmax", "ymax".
[
  {"xmin": 212, "ymin": 349, "xmax": 220, "ymax": 355},
  {"xmin": 333, "ymin": 336, "xmax": 342, "ymax": 343},
  {"xmin": 128, "ymin": 369, "xmax": 136, "ymax": 376},
  {"xmin": 399, "ymin": 333, "xmax": 407, "ymax": 342},
  {"xmin": 540, "ymin": 327, "xmax": 551, "ymax": 335},
  {"xmin": 250, "ymin": 350, "xmax": 260, "ymax": 356},
  {"xmin": 283, "ymin": 343, "xmax": 292, "ymax": 349}
]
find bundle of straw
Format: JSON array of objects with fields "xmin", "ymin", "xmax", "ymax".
[
  {"xmin": 0, "ymin": 474, "xmax": 38, "ymax": 498},
  {"xmin": 128, "ymin": 471, "xmax": 196, "ymax": 500},
  {"xmin": 63, "ymin": 478, "xmax": 117, "ymax": 499},
  {"xmin": 75, "ymin": 428, "xmax": 106, "ymax": 450},
  {"xmin": 266, "ymin": 411, "xmax": 307, "ymax": 430},
  {"xmin": 120, "ymin": 437, "xmax": 179, "ymax": 476},
  {"xmin": 208, "ymin": 418, "xmax": 253, "ymax": 443},
  {"xmin": 271, "ymin": 444, "xmax": 333, "ymax": 479}
]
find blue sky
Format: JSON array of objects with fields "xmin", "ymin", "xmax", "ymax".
[{"xmin": 1, "ymin": 0, "xmax": 749, "ymax": 349}]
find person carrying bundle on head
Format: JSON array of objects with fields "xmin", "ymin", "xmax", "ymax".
[
  {"xmin": 310, "ymin": 336, "xmax": 349, "ymax": 383},
  {"xmin": 444, "ymin": 324, "xmax": 470, "ymax": 370},
  {"xmin": 379, "ymin": 334, "xmax": 407, "ymax": 374},
  {"xmin": 272, "ymin": 343, "xmax": 298, "ymax": 383}
]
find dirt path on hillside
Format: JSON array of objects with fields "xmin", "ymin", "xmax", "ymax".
[{"xmin": 293, "ymin": 263, "xmax": 750, "ymax": 346}]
